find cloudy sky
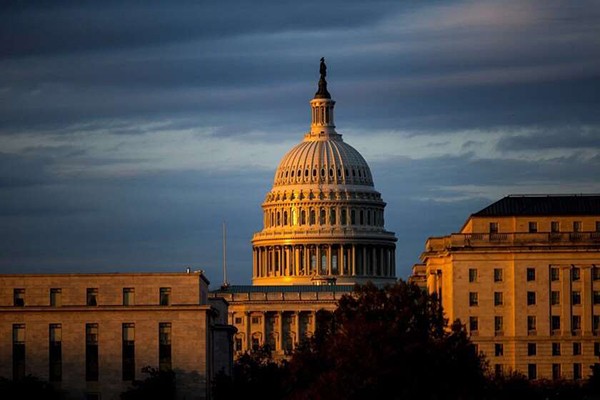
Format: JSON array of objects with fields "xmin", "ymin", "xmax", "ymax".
[{"xmin": 1, "ymin": 1, "xmax": 599, "ymax": 287}]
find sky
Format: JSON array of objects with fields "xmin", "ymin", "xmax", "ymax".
[{"xmin": 1, "ymin": 0, "xmax": 599, "ymax": 287}]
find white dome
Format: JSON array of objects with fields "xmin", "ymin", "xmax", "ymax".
[{"xmin": 273, "ymin": 133, "xmax": 373, "ymax": 188}]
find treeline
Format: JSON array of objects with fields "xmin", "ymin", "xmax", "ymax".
[{"xmin": 213, "ymin": 280, "xmax": 600, "ymax": 400}]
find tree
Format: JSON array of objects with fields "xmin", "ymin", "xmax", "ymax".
[
  {"xmin": 120, "ymin": 366, "xmax": 176, "ymax": 400},
  {"xmin": 213, "ymin": 345, "xmax": 289, "ymax": 400},
  {"xmin": 0, "ymin": 375, "xmax": 61, "ymax": 400},
  {"xmin": 284, "ymin": 280, "xmax": 487, "ymax": 400}
]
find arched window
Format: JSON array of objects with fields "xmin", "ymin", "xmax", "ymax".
[
  {"xmin": 320, "ymin": 208, "xmax": 326, "ymax": 225},
  {"xmin": 300, "ymin": 210, "xmax": 306, "ymax": 225},
  {"xmin": 367, "ymin": 210, "xmax": 371, "ymax": 225},
  {"xmin": 351, "ymin": 209, "xmax": 356, "ymax": 225},
  {"xmin": 330, "ymin": 207, "xmax": 336, "ymax": 225},
  {"xmin": 360, "ymin": 210, "xmax": 364, "ymax": 225},
  {"xmin": 276, "ymin": 212, "xmax": 281, "ymax": 226},
  {"xmin": 341, "ymin": 209, "xmax": 347, "ymax": 225},
  {"xmin": 283, "ymin": 211, "xmax": 288, "ymax": 226},
  {"xmin": 309, "ymin": 209, "xmax": 316, "ymax": 225}
]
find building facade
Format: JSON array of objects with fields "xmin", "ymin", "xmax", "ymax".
[
  {"xmin": 212, "ymin": 59, "xmax": 397, "ymax": 357},
  {"xmin": 0, "ymin": 272, "xmax": 234, "ymax": 400},
  {"xmin": 411, "ymin": 195, "xmax": 600, "ymax": 380}
]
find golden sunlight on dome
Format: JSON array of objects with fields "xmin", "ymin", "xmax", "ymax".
[{"xmin": 251, "ymin": 59, "xmax": 397, "ymax": 286}]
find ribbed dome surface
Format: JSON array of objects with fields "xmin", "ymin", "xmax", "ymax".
[{"xmin": 273, "ymin": 134, "xmax": 373, "ymax": 187}]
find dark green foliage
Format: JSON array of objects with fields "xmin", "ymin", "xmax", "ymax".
[
  {"xmin": 284, "ymin": 280, "xmax": 487, "ymax": 400},
  {"xmin": 120, "ymin": 366, "xmax": 176, "ymax": 400},
  {"xmin": 213, "ymin": 345, "xmax": 289, "ymax": 400},
  {"xmin": 0, "ymin": 375, "xmax": 61, "ymax": 400}
]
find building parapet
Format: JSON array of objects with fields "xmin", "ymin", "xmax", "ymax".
[{"xmin": 425, "ymin": 232, "xmax": 600, "ymax": 252}]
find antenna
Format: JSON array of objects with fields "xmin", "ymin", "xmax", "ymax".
[{"xmin": 222, "ymin": 221, "xmax": 230, "ymax": 288}]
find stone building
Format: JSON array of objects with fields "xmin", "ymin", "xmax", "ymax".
[
  {"xmin": 212, "ymin": 59, "xmax": 397, "ymax": 357},
  {"xmin": 411, "ymin": 194, "xmax": 600, "ymax": 380},
  {"xmin": 0, "ymin": 271, "xmax": 235, "ymax": 400}
]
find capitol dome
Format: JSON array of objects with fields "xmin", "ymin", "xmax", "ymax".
[{"xmin": 251, "ymin": 59, "xmax": 397, "ymax": 286}]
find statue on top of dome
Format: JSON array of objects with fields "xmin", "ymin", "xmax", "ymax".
[{"xmin": 315, "ymin": 57, "xmax": 331, "ymax": 99}]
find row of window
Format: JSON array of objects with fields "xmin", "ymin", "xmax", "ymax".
[
  {"xmin": 276, "ymin": 165, "xmax": 370, "ymax": 183},
  {"xmin": 469, "ymin": 314, "xmax": 600, "ymax": 334},
  {"xmin": 10, "ymin": 287, "xmax": 172, "ymax": 307},
  {"xmin": 491, "ymin": 342, "xmax": 600, "ymax": 358},
  {"xmin": 11, "ymin": 323, "xmax": 172, "ymax": 382},
  {"xmin": 265, "ymin": 206, "xmax": 384, "ymax": 228},
  {"xmin": 495, "ymin": 363, "xmax": 587, "ymax": 381},
  {"xmin": 489, "ymin": 220, "xmax": 600, "ymax": 234},
  {"xmin": 468, "ymin": 289, "xmax": 600, "ymax": 307},
  {"xmin": 468, "ymin": 266, "xmax": 599, "ymax": 283}
]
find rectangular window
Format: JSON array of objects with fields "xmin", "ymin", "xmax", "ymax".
[
  {"xmin": 573, "ymin": 342, "xmax": 582, "ymax": 356},
  {"xmin": 551, "ymin": 291, "xmax": 560, "ymax": 306},
  {"xmin": 572, "ymin": 315, "xmax": 582, "ymax": 332},
  {"xmin": 528, "ymin": 221, "xmax": 538, "ymax": 233},
  {"xmin": 159, "ymin": 323, "xmax": 172, "ymax": 371},
  {"xmin": 574, "ymin": 363, "xmax": 582, "ymax": 380},
  {"xmin": 552, "ymin": 342, "xmax": 561, "ymax": 356},
  {"xmin": 595, "ymin": 343, "xmax": 600, "ymax": 356},
  {"xmin": 86, "ymin": 324, "xmax": 99, "ymax": 381},
  {"xmin": 13, "ymin": 324, "xmax": 25, "ymax": 381},
  {"xmin": 50, "ymin": 288, "xmax": 61, "ymax": 307},
  {"xmin": 572, "ymin": 291, "xmax": 581, "ymax": 305},
  {"xmin": 469, "ymin": 292, "xmax": 478, "ymax": 307},
  {"xmin": 528, "ymin": 364, "xmax": 537, "ymax": 380},
  {"xmin": 49, "ymin": 324, "xmax": 62, "ymax": 382},
  {"xmin": 552, "ymin": 363, "xmax": 561, "ymax": 380},
  {"xmin": 122, "ymin": 323, "xmax": 135, "ymax": 381},
  {"xmin": 495, "ymin": 316, "xmax": 503, "ymax": 334},
  {"xmin": 573, "ymin": 221, "xmax": 582, "ymax": 232},
  {"xmin": 468, "ymin": 268, "xmax": 477, "ymax": 283},
  {"xmin": 87, "ymin": 288, "xmax": 98, "ymax": 306},
  {"xmin": 551, "ymin": 316, "xmax": 561, "ymax": 332},
  {"xmin": 594, "ymin": 316, "xmax": 600, "ymax": 332},
  {"xmin": 594, "ymin": 291, "xmax": 600, "ymax": 305},
  {"xmin": 123, "ymin": 288, "xmax": 134, "ymax": 306},
  {"xmin": 594, "ymin": 268, "xmax": 600, "ymax": 281},
  {"xmin": 160, "ymin": 288, "xmax": 171, "ymax": 306},
  {"xmin": 234, "ymin": 317, "xmax": 243, "ymax": 324},
  {"xmin": 490, "ymin": 222, "xmax": 499, "ymax": 234},
  {"xmin": 551, "ymin": 267, "xmax": 560, "ymax": 281},
  {"xmin": 494, "ymin": 268, "xmax": 503, "ymax": 282},
  {"xmin": 494, "ymin": 292, "xmax": 504, "ymax": 306},
  {"xmin": 596, "ymin": 221, "xmax": 600, "ymax": 232},
  {"xmin": 527, "ymin": 316, "xmax": 537, "ymax": 332},
  {"xmin": 13, "ymin": 289, "xmax": 25, "ymax": 307},
  {"xmin": 551, "ymin": 221, "xmax": 560, "ymax": 233},
  {"xmin": 572, "ymin": 267, "xmax": 581, "ymax": 281},
  {"xmin": 526, "ymin": 268, "xmax": 536, "ymax": 281},
  {"xmin": 495, "ymin": 343, "xmax": 504, "ymax": 356},
  {"xmin": 251, "ymin": 316, "xmax": 261, "ymax": 324},
  {"xmin": 527, "ymin": 291, "xmax": 536, "ymax": 306},
  {"xmin": 469, "ymin": 316, "xmax": 478, "ymax": 332},
  {"xmin": 527, "ymin": 343, "xmax": 537, "ymax": 356}
]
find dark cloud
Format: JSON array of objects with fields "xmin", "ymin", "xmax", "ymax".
[
  {"xmin": 497, "ymin": 126, "xmax": 600, "ymax": 151},
  {"xmin": 1, "ymin": 1, "xmax": 600, "ymax": 283}
]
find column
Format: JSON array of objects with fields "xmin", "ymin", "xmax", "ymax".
[
  {"xmin": 379, "ymin": 247, "xmax": 384, "ymax": 276},
  {"xmin": 295, "ymin": 247, "xmax": 300, "ymax": 277},
  {"xmin": 362, "ymin": 246, "xmax": 367, "ymax": 275},
  {"xmin": 327, "ymin": 244, "xmax": 332, "ymax": 275},
  {"xmin": 294, "ymin": 311, "xmax": 300, "ymax": 347},
  {"xmin": 560, "ymin": 265, "xmax": 571, "ymax": 336},
  {"xmin": 316, "ymin": 246, "xmax": 321, "ymax": 275},
  {"xmin": 277, "ymin": 311, "xmax": 283, "ymax": 352},
  {"xmin": 310, "ymin": 311, "xmax": 317, "ymax": 336},
  {"xmin": 351, "ymin": 245, "xmax": 356, "ymax": 276},
  {"xmin": 245, "ymin": 311, "xmax": 252, "ymax": 352},
  {"xmin": 339, "ymin": 245, "xmax": 344, "ymax": 276},
  {"xmin": 261, "ymin": 311, "xmax": 267, "ymax": 347}
]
